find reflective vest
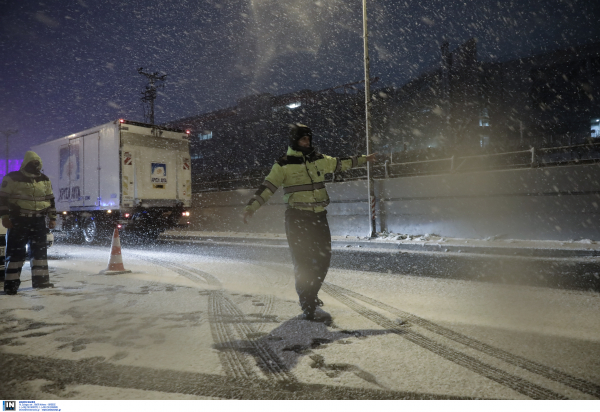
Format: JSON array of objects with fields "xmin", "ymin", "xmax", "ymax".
[{"xmin": 246, "ymin": 147, "xmax": 367, "ymax": 213}]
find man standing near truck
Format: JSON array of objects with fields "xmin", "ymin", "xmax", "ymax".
[
  {"xmin": 0, "ymin": 151, "xmax": 56, "ymax": 295},
  {"xmin": 243, "ymin": 124, "xmax": 376, "ymax": 320}
]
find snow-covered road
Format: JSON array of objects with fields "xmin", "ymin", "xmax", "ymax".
[{"xmin": 1, "ymin": 243, "xmax": 599, "ymax": 400}]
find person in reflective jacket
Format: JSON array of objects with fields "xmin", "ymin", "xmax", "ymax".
[
  {"xmin": 0, "ymin": 151, "xmax": 57, "ymax": 295},
  {"xmin": 243, "ymin": 124, "xmax": 376, "ymax": 320}
]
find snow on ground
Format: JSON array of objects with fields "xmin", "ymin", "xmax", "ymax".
[
  {"xmin": 369, "ymin": 232, "xmax": 599, "ymax": 251},
  {"xmin": 1, "ymin": 244, "xmax": 599, "ymax": 400}
]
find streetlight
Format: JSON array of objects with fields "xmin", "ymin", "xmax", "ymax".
[
  {"xmin": 1, "ymin": 129, "xmax": 18, "ymax": 176},
  {"xmin": 362, "ymin": 0, "xmax": 376, "ymax": 237}
]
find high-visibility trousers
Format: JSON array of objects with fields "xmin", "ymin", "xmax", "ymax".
[{"xmin": 4, "ymin": 216, "xmax": 50, "ymax": 289}]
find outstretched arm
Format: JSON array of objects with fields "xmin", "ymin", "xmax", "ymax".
[
  {"xmin": 324, "ymin": 153, "xmax": 378, "ymax": 174},
  {"xmin": 243, "ymin": 163, "xmax": 284, "ymax": 224}
]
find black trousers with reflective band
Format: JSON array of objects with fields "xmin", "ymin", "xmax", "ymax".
[
  {"xmin": 4, "ymin": 216, "xmax": 50, "ymax": 290},
  {"xmin": 285, "ymin": 208, "xmax": 332, "ymax": 312}
]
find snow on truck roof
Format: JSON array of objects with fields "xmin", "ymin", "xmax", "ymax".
[
  {"xmin": 32, "ymin": 119, "xmax": 189, "ymax": 148},
  {"xmin": 118, "ymin": 119, "xmax": 188, "ymax": 134}
]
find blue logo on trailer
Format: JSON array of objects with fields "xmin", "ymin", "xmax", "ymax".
[
  {"xmin": 59, "ymin": 142, "xmax": 80, "ymax": 180},
  {"xmin": 151, "ymin": 162, "xmax": 167, "ymax": 184}
]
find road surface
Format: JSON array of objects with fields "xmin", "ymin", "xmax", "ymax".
[{"xmin": 1, "ymin": 241, "xmax": 599, "ymax": 400}]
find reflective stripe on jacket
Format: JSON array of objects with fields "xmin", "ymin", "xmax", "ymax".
[{"xmin": 245, "ymin": 147, "xmax": 367, "ymax": 213}]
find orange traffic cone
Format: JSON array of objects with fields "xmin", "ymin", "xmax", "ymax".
[{"xmin": 100, "ymin": 228, "xmax": 132, "ymax": 275}]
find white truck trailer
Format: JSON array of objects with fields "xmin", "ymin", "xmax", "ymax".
[{"xmin": 32, "ymin": 119, "xmax": 192, "ymax": 243}]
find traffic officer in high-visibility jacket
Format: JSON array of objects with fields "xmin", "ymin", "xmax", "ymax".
[
  {"xmin": 0, "ymin": 151, "xmax": 57, "ymax": 295},
  {"xmin": 243, "ymin": 124, "xmax": 376, "ymax": 320}
]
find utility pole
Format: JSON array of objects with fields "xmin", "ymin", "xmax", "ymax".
[
  {"xmin": 138, "ymin": 68, "xmax": 167, "ymax": 125},
  {"xmin": 362, "ymin": 0, "xmax": 376, "ymax": 237},
  {"xmin": 1, "ymin": 129, "xmax": 18, "ymax": 176}
]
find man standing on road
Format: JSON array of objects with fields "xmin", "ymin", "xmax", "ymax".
[
  {"xmin": 0, "ymin": 151, "xmax": 57, "ymax": 295},
  {"xmin": 243, "ymin": 124, "xmax": 376, "ymax": 320}
]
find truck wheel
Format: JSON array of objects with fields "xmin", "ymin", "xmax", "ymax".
[{"xmin": 82, "ymin": 219, "xmax": 97, "ymax": 244}]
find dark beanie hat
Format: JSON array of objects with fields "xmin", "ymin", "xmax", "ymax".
[{"xmin": 289, "ymin": 123, "xmax": 312, "ymax": 148}]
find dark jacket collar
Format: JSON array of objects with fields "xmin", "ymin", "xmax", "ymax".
[{"xmin": 287, "ymin": 146, "xmax": 321, "ymax": 162}]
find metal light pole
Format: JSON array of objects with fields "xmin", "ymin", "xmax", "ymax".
[
  {"xmin": 1, "ymin": 129, "xmax": 18, "ymax": 176},
  {"xmin": 362, "ymin": 0, "xmax": 376, "ymax": 237}
]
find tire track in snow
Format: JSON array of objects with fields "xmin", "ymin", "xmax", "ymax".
[
  {"xmin": 326, "ymin": 282, "xmax": 600, "ymax": 399},
  {"xmin": 132, "ymin": 253, "xmax": 297, "ymax": 384},
  {"xmin": 254, "ymin": 294, "xmax": 275, "ymax": 333},
  {"xmin": 245, "ymin": 263, "xmax": 284, "ymax": 333},
  {"xmin": 322, "ymin": 283, "xmax": 568, "ymax": 400},
  {"xmin": 1, "ymin": 352, "xmax": 476, "ymax": 399},
  {"xmin": 209, "ymin": 290, "xmax": 259, "ymax": 380},
  {"xmin": 130, "ymin": 254, "xmax": 255, "ymax": 380},
  {"xmin": 216, "ymin": 289, "xmax": 297, "ymax": 384}
]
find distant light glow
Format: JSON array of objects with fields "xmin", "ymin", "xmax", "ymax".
[
  {"xmin": 591, "ymin": 119, "xmax": 600, "ymax": 138},
  {"xmin": 107, "ymin": 210, "xmax": 112, "ymax": 213},
  {"xmin": 0, "ymin": 159, "xmax": 22, "ymax": 179},
  {"xmin": 286, "ymin": 102, "xmax": 301, "ymax": 109}
]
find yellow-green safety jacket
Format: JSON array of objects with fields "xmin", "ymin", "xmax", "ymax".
[
  {"xmin": 245, "ymin": 147, "xmax": 367, "ymax": 213},
  {"xmin": 0, "ymin": 151, "xmax": 56, "ymax": 221}
]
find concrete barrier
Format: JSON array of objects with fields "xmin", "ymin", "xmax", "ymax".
[{"xmin": 190, "ymin": 163, "xmax": 600, "ymax": 241}]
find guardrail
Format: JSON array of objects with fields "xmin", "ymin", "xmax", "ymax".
[
  {"xmin": 327, "ymin": 148, "xmax": 535, "ymax": 182},
  {"xmin": 194, "ymin": 144, "xmax": 600, "ymax": 192}
]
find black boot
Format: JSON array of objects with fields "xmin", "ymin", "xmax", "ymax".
[
  {"xmin": 32, "ymin": 276, "xmax": 53, "ymax": 289},
  {"xmin": 4, "ymin": 279, "xmax": 20, "ymax": 295},
  {"xmin": 301, "ymin": 308, "xmax": 315, "ymax": 321}
]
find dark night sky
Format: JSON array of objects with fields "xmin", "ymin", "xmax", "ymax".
[{"xmin": 1, "ymin": 0, "xmax": 599, "ymax": 158}]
